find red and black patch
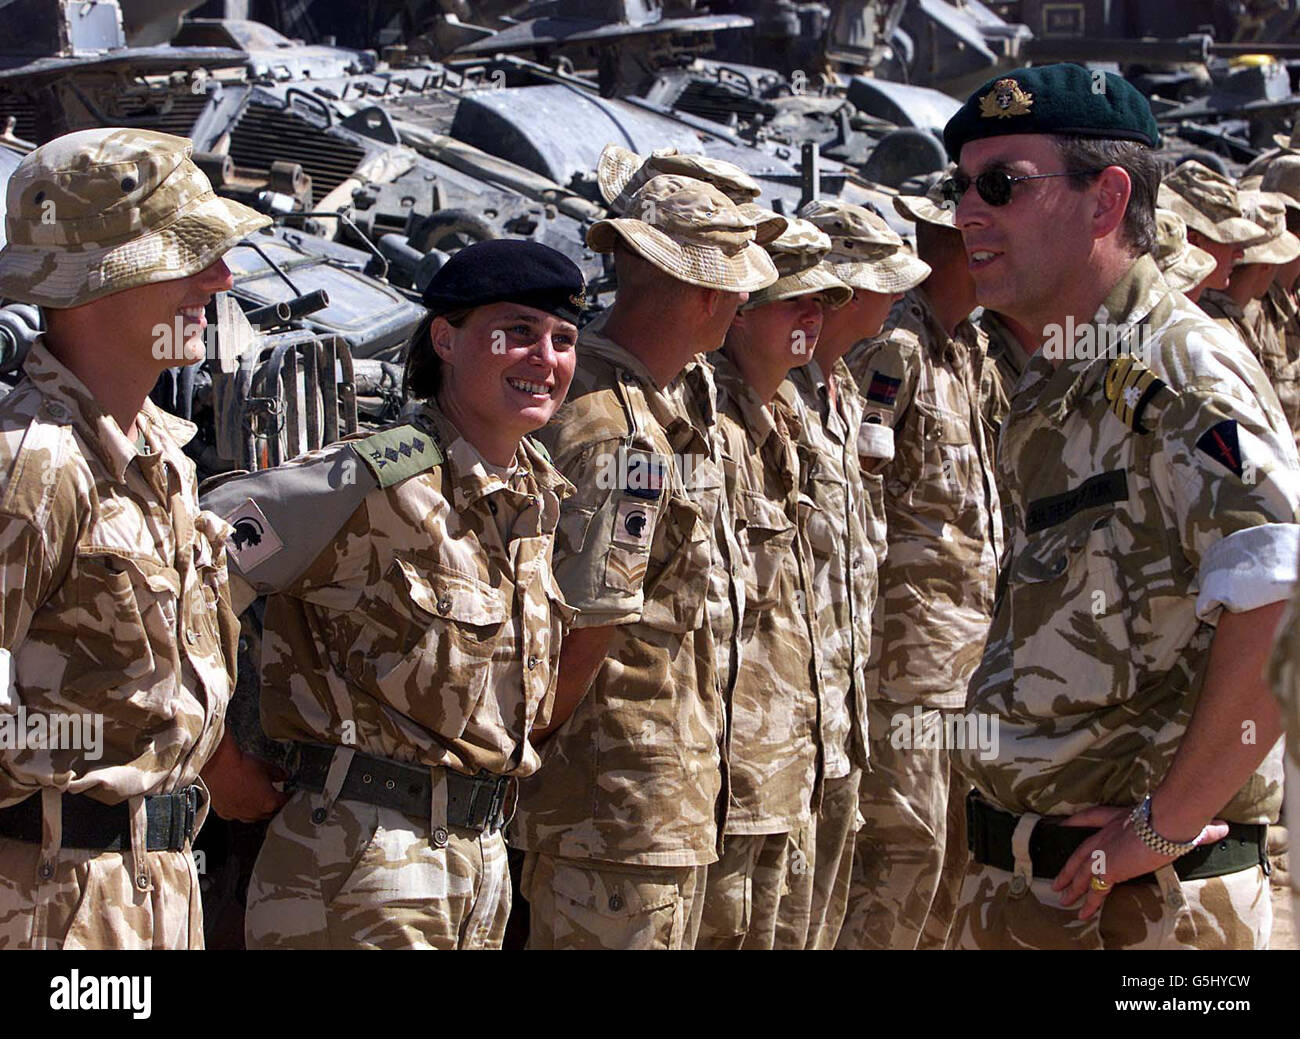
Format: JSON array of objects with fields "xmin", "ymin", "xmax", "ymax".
[
  {"xmin": 865, "ymin": 371, "xmax": 902, "ymax": 407},
  {"xmin": 1195, "ymin": 419, "xmax": 1243, "ymax": 477}
]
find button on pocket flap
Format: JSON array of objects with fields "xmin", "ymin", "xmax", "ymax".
[
  {"xmin": 551, "ymin": 862, "xmax": 678, "ymax": 916},
  {"xmin": 913, "ymin": 397, "xmax": 971, "ymax": 445},
  {"xmin": 737, "ymin": 492, "xmax": 794, "ymax": 536},
  {"xmin": 395, "ymin": 558, "xmax": 507, "ymax": 627},
  {"xmin": 1016, "ymin": 513, "xmax": 1108, "ymax": 583}
]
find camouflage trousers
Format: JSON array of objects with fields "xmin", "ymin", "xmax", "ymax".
[
  {"xmin": 0, "ymin": 790, "xmax": 205, "ymax": 949},
  {"xmin": 838, "ymin": 699, "xmax": 958, "ymax": 949},
  {"xmin": 520, "ymin": 852, "xmax": 707, "ymax": 949},
  {"xmin": 951, "ymin": 861, "xmax": 1274, "ymax": 949},
  {"xmin": 697, "ymin": 831, "xmax": 805, "ymax": 949},
  {"xmin": 804, "ymin": 770, "xmax": 862, "ymax": 949},
  {"xmin": 245, "ymin": 788, "xmax": 510, "ymax": 949}
]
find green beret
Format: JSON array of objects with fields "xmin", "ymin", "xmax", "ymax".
[{"xmin": 943, "ymin": 63, "xmax": 1160, "ymax": 163}]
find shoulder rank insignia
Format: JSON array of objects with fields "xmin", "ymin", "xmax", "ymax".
[
  {"xmin": 1103, "ymin": 356, "xmax": 1166, "ymax": 434},
  {"xmin": 979, "ymin": 78, "xmax": 1034, "ymax": 119},
  {"xmin": 351, "ymin": 424, "xmax": 444, "ymax": 488}
]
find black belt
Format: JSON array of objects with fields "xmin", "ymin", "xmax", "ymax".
[
  {"xmin": 966, "ymin": 790, "xmax": 1270, "ymax": 884},
  {"xmin": 289, "ymin": 743, "xmax": 517, "ymax": 834},
  {"xmin": 0, "ymin": 787, "xmax": 203, "ymax": 853}
]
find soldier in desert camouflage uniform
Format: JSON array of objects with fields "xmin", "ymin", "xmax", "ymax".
[
  {"xmin": 774, "ymin": 200, "xmax": 928, "ymax": 948},
  {"xmin": 944, "ymin": 64, "xmax": 1298, "ymax": 949},
  {"xmin": 1200, "ymin": 190, "xmax": 1300, "ymax": 408},
  {"xmin": 1160, "ymin": 160, "xmax": 1266, "ymax": 303},
  {"xmin": 202, "ymin": 240, "xmax": 585, "ymax": 949},
  {"xmin": 511, "ymin": 174, "xmax": 779, "ymax": 950},
  {"xmin": 1154, "ymin": 208, "xmax": 1217, "ymax": 305},
  {"xmin": 0, "ymin": 128, "xmax": 276, "ymax": 948},
  {"xmin": 836, "ymin": 179, "xmax": 1003, "ymax": 951},
  {"xmin": 695, "ymin": 216, "xmax": 848, "ymax": 950}
]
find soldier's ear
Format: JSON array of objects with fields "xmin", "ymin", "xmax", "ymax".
[{"xmin": 429, "ymin": 315, "xmax": 456, "ymax": 364}]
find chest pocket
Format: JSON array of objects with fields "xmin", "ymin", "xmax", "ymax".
[
  {"xmin": 1009, "ymin": 509, "xmax": 1135, "ymax": 714},
  {"xmin": 889, "ymin": 397, "xmax": 973, "ymax": 511},
  {"xmin": 72, "ymin": 550, "xmax": 177, "ymax": 718},
  {"xmin": 639, "ymin": 492, "xmax": 709, "ymax": 635},
  {"xmin": 736, "ymin": 492, "xmax": 797, "ymax": 613},
  {"xmin": 350, "ymin": 555, "xmax": 509, "ymax": 740},
  {"xmin": 802, "ymin": 453, "xmax": 846, "ymax": 564}
]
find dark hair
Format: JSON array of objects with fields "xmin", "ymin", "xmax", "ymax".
[
  {"xmin": 1053, "ymin": 135, "xmax": 1161, "ymax": 256},
  {"xmin": 401, "ymin": 306, "xmax": 472, "ymax": 402}
]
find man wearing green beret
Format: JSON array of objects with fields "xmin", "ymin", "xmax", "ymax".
[{"xmin": 944, "ymin": 63, "xmax": 1300, "ymax": 949}]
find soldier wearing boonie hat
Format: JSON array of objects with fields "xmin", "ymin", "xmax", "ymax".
[
  {"xmin": 942, "ymin": 63, "xmax": 1300, "ymax": 951},
  {"xmin": 1154, "ymin": 208, "xmax": 1217, "ymax": 302},
  {"xmin": 1159, "ymin": 161, "xmax": 1268, "ymax": 294},
  {"xmin": 731, "ymin": 198, "xmax": 913, "ymax": 949},
  {"xmin": 833, "ymin": 177, "xmax": 1003, "ymax": 952},
  {"xmin": 1201, "ymin": 190, "xmax": 1300, "ymax": 451},
  {"xmin": 594, "ymin": 148, "xmax": 779, "ymax": 761},
  {"xmin": 0, "ymin": 128, "xmax": 274, "ymax": 949},
  {"xmin": 693, "ymin": 214, "xmax": 845, "ymax": 950},
  {"xmin": 1255, "ymin": 159, "xmax": 1300, "ymax": 445},
  {"xmin": 512, "ymin": 173, "xmax": 777, "ymax": 949}
]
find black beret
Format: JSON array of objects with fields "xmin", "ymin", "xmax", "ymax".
[
  {"xmin": 421, "ymin": 239, "xmax": 587, "ymax": 323},
  {"xmin": 943, "ymin": 63, "xmax": 1161, "ymax": 163}
]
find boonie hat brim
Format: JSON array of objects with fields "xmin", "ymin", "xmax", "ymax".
[
  {"xmin": 0, "ymin": 190, "xmax": 269, "ymax": 308},
  {"xmin": 587, "ymin": 216, "xmax": 778, "ymax": 293}
]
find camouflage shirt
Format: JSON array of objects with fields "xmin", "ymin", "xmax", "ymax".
[
  {"xmin": 0, "ymin": 341, "xmax": 236, "ymax": 807},
  {"xmin": 778, "ymin": 359, "xmax": 876, "ymax": 776},
  {"xmin": 711, "ymin": 351, "xmax": 818, "ymax": 833},
  {"xmin": 226, "ymin": 402, "xmax": 573, "ymax": 779},
  {"xmin": 1250, "ymin": 283, "xmax": 1300, "ymax": 455},
  {"xmin": 846, "ymin": 288, "xmax": 1003, "ymax": 708},
  {"xmin": 1268, "ymin": 567, "xmax": 1300, "ymax": 781},
  {"xmin": 512, "ymin": 320, "xmax": 727, "ymax": 867},
  {"xmin": 962, "ymin": 256, "xmax": 1300, "ymax": 823},
  {"xmin": 980, "ymin": 308, "xmax": 1026, "ymax": 434}
]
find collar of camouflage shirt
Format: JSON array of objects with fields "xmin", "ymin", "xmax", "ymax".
[
  {"xmin": 711, "ymin": 350, "xmax": 781, "ymax": 450},
  {"xmin": 1019, "ymin": 254, "xmax": 1168, "ymax": 425},
  {"xmin": 22, "ymin": 337, "xmax": 196, "ymax": 484},
  {"xmin": 416, "ymin": 400, "xmax": 566, "ymax": 520}
]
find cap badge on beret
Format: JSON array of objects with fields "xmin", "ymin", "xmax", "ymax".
[
  {"xmin": 569, "ymin": 290, "xmax": 587, "ymax": 308},
  {"xmin": 980, "ymin": 79, "xmax": 1034, "ymax": 119}
]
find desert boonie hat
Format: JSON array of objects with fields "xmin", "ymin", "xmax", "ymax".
[
  {"xmin": 597, "ymin": 144, "xmax": 762, "ymax": 215},
  {"xmin": 1260, "ymin": 156, "xmax": 1300, "ymax": 214},
  {"xmin": 1158, "ymin": 161, "xmax": 1267, "ymax": 246},
  {"xmin": 800, "ymin": 198, "xmax": 931, "ymax": 295},
  {"xmin": 1154, "ymin": 208, "xmax": 1216, "ymax": 294},
  {"xmin": 1238, "ymin": 190, "xmax": 1300, "ymax": 266},
  {"xmin": 743, "ymin": 213, "xmax": 851, "ymax": 310},
  {"xmin": 0, "ymin": 127, "xmax": 270, "ymax": 309},
  {"xmin": 893, "ymin": 172, "xmax": 956, "ymax": 228},
  {"xmin": 587, "ymin": 174, "xmax": 778, "ymax": 293}
]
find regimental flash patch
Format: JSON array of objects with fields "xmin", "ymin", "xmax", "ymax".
[
  {"xmin": 1195, "ymin": 419, "xmax": 1244, "ymax": 477},
  {"xmin": 352, "ymin": 424, "xmax": 444, "ymax": 489},
  {"xmin": 224, "ymin": 498, "xmax": 284, "ymax": 572},
  {"xmin": 613, "ymin": 499, "xmax": 657, "ymax": 550},
  {"xmin": 865, "ymin": 371, "xmax": 902, "ymax": 408},
  {"xmin": 979, "ymin": 78, "xmax": 1034, "ymax": 119},
  {"xmin": 1103, "ymin": 356, "xmax": 1165, "ymax": 434},
  {"xmin": 622, "ymin": 451, "xmax": 666, "ymax": 501}
]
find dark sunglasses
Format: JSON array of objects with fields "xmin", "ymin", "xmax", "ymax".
[{"xmin": 940, "ymin": 168, "xmax": 1107, "ymax": 208}]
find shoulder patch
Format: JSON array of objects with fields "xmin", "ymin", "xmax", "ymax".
[
  {"xmin": 1195, "ymin": 419, "xmax": 1244, "ymax": 478},
  {"xmin": 1103, "ymin": 357, "xmax": 1166, "ymax": 433},
  {"xmin": 350, "ymin": 424, "xmax": 444, "ymax": 489},
  {"xmin": 865, "ymin": 371, "xmax": 902, "ymax": 408}
]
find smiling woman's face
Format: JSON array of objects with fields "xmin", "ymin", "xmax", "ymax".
[{"xmin": 433, "ymin": 301, "xmax": 577, "ymax": 444}]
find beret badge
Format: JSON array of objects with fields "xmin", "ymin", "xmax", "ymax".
[{"xmin": 979, "ymin": 79, "xmax": 1034, "ymax": 119}]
